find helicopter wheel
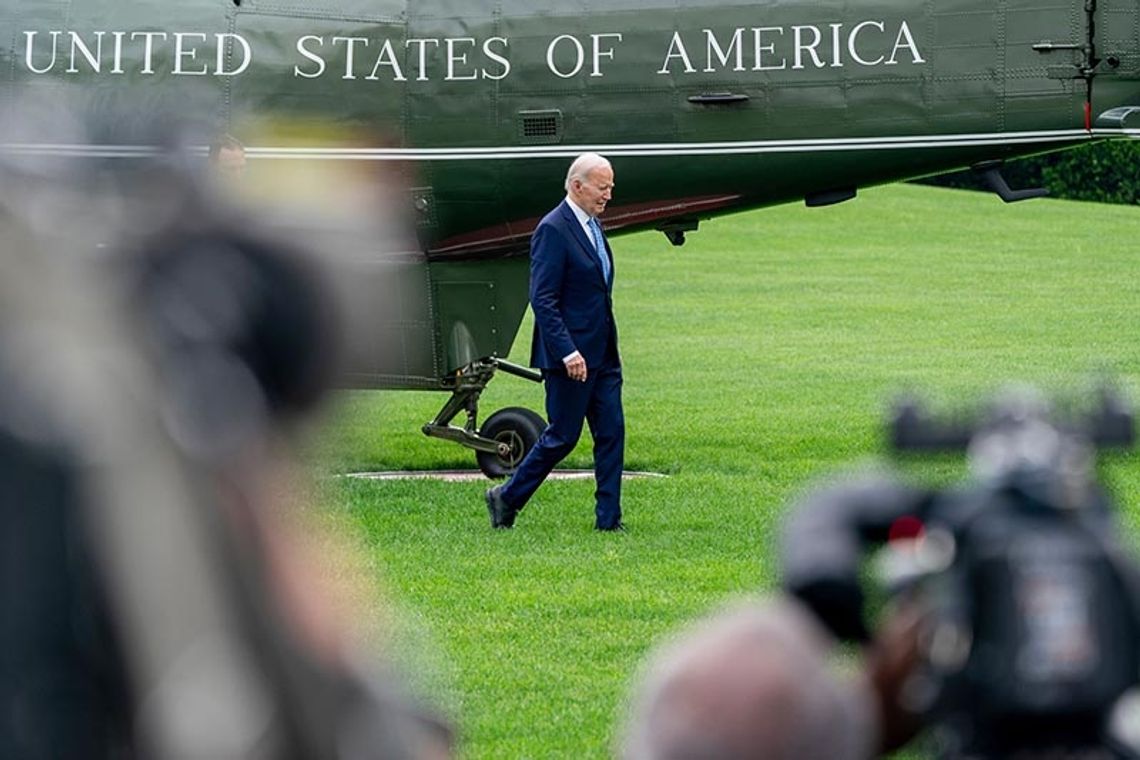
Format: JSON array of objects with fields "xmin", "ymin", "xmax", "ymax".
[{"xmin": 476, "ymin": 406, "xmax": 547, "ymax": 479}]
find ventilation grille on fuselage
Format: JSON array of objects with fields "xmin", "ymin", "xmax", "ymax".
[{"xmin": 518, "ymin": 110, "xmax": 562, "ymax": 144}]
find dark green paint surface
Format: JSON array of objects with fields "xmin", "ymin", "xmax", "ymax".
[{"xmin": 3, "ymin": 0, "xmax": 1138, "ymax": 386}]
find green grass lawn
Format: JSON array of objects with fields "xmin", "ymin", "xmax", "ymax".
[{"xmin": 309, "ymin": 183, "xmax": 1140, "ymax": 758}]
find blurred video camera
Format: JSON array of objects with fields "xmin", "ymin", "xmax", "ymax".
[{"xmin": 782, "ymin": 387, "xmax": 1140, "ymax": 759}]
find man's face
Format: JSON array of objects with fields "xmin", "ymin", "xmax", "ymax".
[
  {"xmin": 572, "ymin": 165, "xmax": 614, "ymax": 217},
  {"xmin": 215, "ymin": 146, "xmax": 247, "ymax": 178}
]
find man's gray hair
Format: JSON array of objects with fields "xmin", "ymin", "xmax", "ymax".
[
  {"xmin": 564, "ymin": 152, "xmax": 612, "ymax": 191},
  {"xmin": 621, "ymin": 599, "xmax": 877, "ymax": 760}
]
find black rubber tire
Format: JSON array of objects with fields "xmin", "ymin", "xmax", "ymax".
[{"xmin": 476, "ymin": 406, "xmax": 547, "ymax": 479}]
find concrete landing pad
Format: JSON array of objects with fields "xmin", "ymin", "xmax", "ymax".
[{"xmin": 344, "ymin": 470, "xmax": 668, "ymax": 482}]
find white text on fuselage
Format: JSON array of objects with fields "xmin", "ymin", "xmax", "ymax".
[
  {"xmin": 19, "ymin": 23, "xmax": 924, "ymax": 82},
  {"xmin": 656, "ymin": 24, "xmax": 924, "ymax": 73}
]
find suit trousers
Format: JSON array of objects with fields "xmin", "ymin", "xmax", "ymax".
[{"xmin": 500, "ymin": 361, "xmax": 624, "ymax": 528}]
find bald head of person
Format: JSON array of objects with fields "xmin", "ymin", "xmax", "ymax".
[{"xmin": 622, "ymin": 599, "xmax": 877, "ymax": 760}]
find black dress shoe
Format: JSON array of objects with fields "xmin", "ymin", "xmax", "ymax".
[
  {"xmin": 595, "ymin": 521, "xmax": 625, "ymax": 532},
  {"xmin": 485, "ymin": 485, "xmax": 518, "ymax": 529}
]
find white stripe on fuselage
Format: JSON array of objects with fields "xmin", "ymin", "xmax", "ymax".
[{"xmin": 0, "ymin": 128, "xmax": 1119, "ymax": 161}]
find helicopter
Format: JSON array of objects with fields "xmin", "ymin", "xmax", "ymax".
[{"xmin": 4, "ymin": 0, "xmax": 1138, "ymax": 476}]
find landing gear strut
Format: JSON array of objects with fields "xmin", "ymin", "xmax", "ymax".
[{"xmin": 421, "ymin": 358, "xmax": 546, "ymax": 479}]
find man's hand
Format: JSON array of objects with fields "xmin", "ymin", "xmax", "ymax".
[
  {"xmin": 865, "ymin": 599, "xmax": 925, "ymax": 754},
  {"xmin": 563, "ymin": 352, "xmax": 587, "ymax": 382}
]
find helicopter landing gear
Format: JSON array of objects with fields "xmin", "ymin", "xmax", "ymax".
[
  {"xmin": 421, "ymin": 358, "xmax": 546, "ymax": 479},
  {"xmin": 475, "ymin": 406, "xmax": 547, "ymax": 479}
]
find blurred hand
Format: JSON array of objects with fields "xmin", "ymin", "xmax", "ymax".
[{"xmin": 865, "ymin": 600, "xmax": 925, "ymax": 754}]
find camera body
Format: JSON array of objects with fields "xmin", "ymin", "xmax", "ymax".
[
  {"xmin": 782, "ymin": 389, "xmax": 1140, "ymax": 758},
  {"xmin": 918, "ymin": 471, "xmax": 1140, "ymax": 756}
]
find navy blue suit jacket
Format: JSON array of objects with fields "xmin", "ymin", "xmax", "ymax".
[{"xmin": 529, "ymin": 200, "xmax": 619, "ymax": 370}]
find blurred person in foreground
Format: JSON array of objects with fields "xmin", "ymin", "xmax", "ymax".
[
  {"xmin": 621, "ymin": 597, "xmax": 880, "ymax": 760},
  {"xmin": 0, "ymin": 112, "xmax": 450, "ymax": 759}
]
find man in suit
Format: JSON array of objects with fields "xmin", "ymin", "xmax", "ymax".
[{"xmin": 485, "ymin": 152, "xmax": 625, "ymax": 531}]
